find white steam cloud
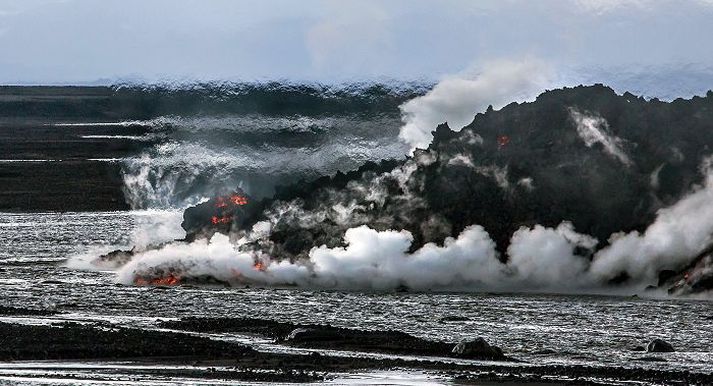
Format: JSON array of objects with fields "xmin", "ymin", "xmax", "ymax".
[
  {"xmin": 569, "ymin": 108, "xmax": 632, "ymax": 166},
  {"xmin": 121, "ymin": 132, "xmax": 407, "ymax": 210},
  {"xmin": 398, "ymin": 59, "xmax": 553, "ymax": 151},
  {"xmin": 112, "ymin": 220, "xmax": 601, "ymax": 292},
  {"xmin": 507, "ymin": 222, "xmax": 597, "ymax": 289},
  {"xmin": 309, "ymin": 225, "xmax": 503, "ymax": 290},
  {"xmin": 116, "ymin": 234, "xmax": 308, "ymax": 287},
  {"xmin": 99, "ymin": 156, "xmax": 713, "ymax": 296},
  {"xmin": 114, "ymin": 223, "xmax": 551, "ymax": 291},
  {"xmin": 590, "ymin": 158, "xmax": 713, "ymax": 282}
]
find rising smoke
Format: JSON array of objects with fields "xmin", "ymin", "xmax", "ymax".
[
  {"xmin": 115, "ymin": 84, "xmax": 420, "ymax": 209},
  {"xmin": 569, "ymin": 107, "xmax": 632, "ymax": 166},
  {"xmin": 590, "ymin": 158, "xmax": 713, "ymax": 283},
  {"xmin": 72, "ymin": 74, "xmax": 713, "ymax": 296},
  {"xmin": 399, "ymin": 59, "xmax": 553, "ymax": 151},
  {"xmin": 111, "ymin": 155, "xmax": 713, "ymax": 293}
]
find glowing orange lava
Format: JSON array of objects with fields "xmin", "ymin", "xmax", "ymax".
[
  {"xmin": 211, "ymin": 215, "xmax": 232, "ymax": 225},
  {"xmin": 207, "ymin": 193, "xmax": 250, "ymax": 228},
  {"xmin": 230, "ymin": 195, "xmax": 248, "ymax": 206},
  {"xmin": 254, "ymin": 261, "xmax": 266, "ymax": 271},
  {"xmin": 134, "ymin": 275, "xmax": 181, "ymax": 286}
]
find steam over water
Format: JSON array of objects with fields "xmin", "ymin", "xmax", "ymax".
[
  {"xmin": 2, "ymin": 211, "xmax": 713, "ymax": 376},
  {"xmin": 121, "ymin": 114, "xmax": 408, "ymax": 207},
  {"xmin": 115, "ymin": 83, "xmax": 424, "ymax": 208}
]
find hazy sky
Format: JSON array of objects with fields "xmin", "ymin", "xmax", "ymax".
[{"xmin": 1, "ymin": 0, "xmax": 713, "ymax": 85}]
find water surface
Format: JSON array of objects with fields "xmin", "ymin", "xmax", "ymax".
[{"xmin": 1, "ymin": 211, "xmax": 711, "ymax": 382}]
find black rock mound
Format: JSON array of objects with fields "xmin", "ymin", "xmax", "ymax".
[
  {"xmin": 451, "ymin": 337, "xmax": 506, "ymax": 360},
  {"xmin": 186, "ymin": 86, "xmax": 713, "ymax": 285},
  {"xmin": 647, "ymin": 338, "xmax": 675, "ymax": 353}
]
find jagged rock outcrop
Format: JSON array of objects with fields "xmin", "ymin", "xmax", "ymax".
[
  {"xmin": 451, "ymin": 337, "xmax": 506, "ymax": 360},
  {"xmin": 115, "ymin": 85, "xmax": 713, "ymax": 294},
  {"xmin": 660, "ymin": 247, "xmax": 713, "ymax": 295},
  {"xmin": 208, "ymin": 85, "xmax": 713, "ymax": 269},
  {"xmin": 647, "ymin": 339, "xmax": 675, "ymax": 353}
]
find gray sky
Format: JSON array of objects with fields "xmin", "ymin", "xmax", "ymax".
[{"xmin": 1, "ymin": 0, "xmax": 713, "ymax": 87}]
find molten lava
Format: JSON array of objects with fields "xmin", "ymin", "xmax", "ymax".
[
  {"xmin": 254, "ymin": 261, "xmax": 266, "ymax": 271},
  {"xmin": 209, "ymin": 194, "xmax": 249, "ymax": 226},
  {"xmin": 214, "ymin": 194, "xmax": 248, "ymax": 209},
  {"xmin": 230, "ymin": 194, "xmax": 248, "ymax": 206},
  {"xmin": 211, "ymin": 215, "xmax": 232, "ymax": 225},
  {"xmin": 134, "ymin": 275, "xmax": 181, "ymax": 286}
]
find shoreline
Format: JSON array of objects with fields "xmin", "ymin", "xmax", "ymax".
[{"xmin": 0, "ymin": 309, "xmax": 709, "ymax": 385}]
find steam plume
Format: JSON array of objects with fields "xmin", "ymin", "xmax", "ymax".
[
  {"xmin": 105, "ymin": 155, "xmax": 713, "ymax": 295},
  {"xmin": 590, "ymin": 159, "xmax": 713, "ymax": 282},
  {"xmin": 569, "ymin": 108, "xmax": 632, "ymax": 166},
  {"xmin": 399, "ymin": 59, "xmax": 552, "ymax": 151},
  {"xmin": 78, "ymin": 83, "xmax": 713, "ymax": 297},
  {"xmin": 507, "ymin": 222, "xmax": 598, "ymax": 289}
]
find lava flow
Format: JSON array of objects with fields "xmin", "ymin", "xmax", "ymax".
[
  {"xmin": 253, "ymin": 261, "xmax": 266, "ymax": 271},
  {"xmin": 211, "ymin": 215, "xmax": 232, "ymax": 225},
  {"xmin": 134, "ymin": 274, "xmax": 181, "ymax": 286},
  {"xmin": 109, "ymin": 190, "xmax": 254, "ymax": 288},
  {"xmin": 210, "ymin": 193, "xmax": 249, "ymax": 225},
  {"xmin": 179, "ymin": 188, "xmax": 256, "ymax": 242}
]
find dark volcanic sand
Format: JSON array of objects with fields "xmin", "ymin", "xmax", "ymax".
[
  {"xmin": 159, "ymin": 317, "xmax": 465, "ymax": 358},
  {"xmin": 0, "ymin": 321, "xmax": 254, "ymax": 361},
  {"xmin": 1, "ymin": 313, "xmax": 711, "ymax": 385}
]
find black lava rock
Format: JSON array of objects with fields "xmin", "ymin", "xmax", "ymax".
[
  {"xmin": 451, "ymin": 337, "xmax": 506, "ymax": 360},
  {"xmin": 647, "ymin": 338, "xmax": 675, "ymax": 353}
]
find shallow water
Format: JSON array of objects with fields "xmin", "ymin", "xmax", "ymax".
[
  {"xmin": 1, "ymin": 211, "xmax": 712, "ymax": 382},
  {"xmin": 0, "ymin": 363, "xmax": 446, "ymax": 386}
]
